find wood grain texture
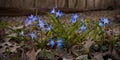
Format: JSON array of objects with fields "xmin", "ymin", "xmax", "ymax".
[
  {"xmin": 0, "ymin": 0, "xmax": 119, "ymax": 16},
  {"xmin": 68, "ymin": 0, "xmax": 77, "ymax": 8},
  {"xmin": 55, "ymin": 0, "xmax": 66, "ymax": 8},
  {"xmin": 95, "ymin": 0, "xmax": 101, "ymax": 9},
  {"xmin": 114, "ymin": 0, "xmax": 120, "ymax": 9},
  {"xmin": 0, "ymin": 0, "xmax": 119, "ymax": 10},
  {"xmin": 37, "ymin": 0, "xmax": 49, "ymax": 8},
  {"xmin": 87, "ymin": 0, "xmax": 95, "ymax": 9},
  {"xmin": 75, "ymin": 0, "xmax": 86, "ymax": 9},
  {"xmin": 0, "ymin": 0, "xmax": 34, "ymax": 8}
]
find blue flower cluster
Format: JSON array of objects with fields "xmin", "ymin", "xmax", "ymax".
[
  {"xmin": 25, "ymin": 15, "xmax": 52, "ymax": 32},
  {"xmin": 50, "ymin": 7, "xmax": 64, "ymax": 18},
  {"xmin": 24, "ymin": 15, "xmax": 53, "ymax": 40},
  {"xmin": 25, "ymin": 15, "xmax": 37, "ymax": 26},
  {"xmin": 70, "ymin": 14, "xmax": 87, "ymax": 32},
  {"xmin": 47, "ymin": 38, "xmax": 64, "ymax": 48},
  {"xmin": 99, "ymin": 17, "xmax": 110, "ymax": 27},
  {"xmin": 23, "ymin": 7, "xmax": 111, "ymax": 49},
  {"xmin": 37, "ymin": 18, "xmax": 45, "ymax": 28}
]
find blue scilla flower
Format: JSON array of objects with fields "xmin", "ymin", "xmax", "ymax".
[
  {"xmin": 25, "ymin": 15, "xmax": 37, "ymax": 26},
  {"xmin": 43, "ymin": 27, "xmax": 51, "ymax": 32},
  {"xmin": 79, "ymin": 24, "xmax": 87, "ymax": 31},
  {"xmin": 56, "ymin": 38, "xmax": 64, "ymax": 48},
  {"xmin": 71, "ymin": 14, "xmax": 79, "ymax": 23},
  {"xmin": 47, "ymin": 39, "xmax": 55, "ymax": 48},
  {"xmin": 99, "ymin": 17, "xmax": 110, "ymax": 26},
  {"xmin": 43, "ymin": 25, "xmax": 53, "ymax": 32},
  {"xmin": 37, "ymin": 19, "xmax": 45, "ymax": 28},
  {"xmin": 28, "ymin": 32, "xmax": 37, "ymax": 40},
  {"xmin": 28, "ymin": 15, "xmax": 37, "ymax": 21},
  {"xmin": 55, "ymin": 10, "xmax": 64, "ymax": 18},
  {"xmin": 50, "ymin": 7, "xmax": 57, "ymax": 14},
  {"xmin": 25, "ymin": 19, "xmax": 33, "ymax": 26},
  {"xmin": 99, "ymin": 21, "xmax": 104, "ymax": 27}
]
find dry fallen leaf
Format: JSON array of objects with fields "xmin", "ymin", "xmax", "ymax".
[
  {"xmin": 26, "ymin": 48, "xmax": 41, "ymax": 60},
  {"xmin": 0, "ymin": 38, "xmax": 20, "ymax": 53},
  {"xmin": 55, "ymin": 49, "xmax": 74, "ymax": 60},
  {"xmin": 71, "ymin": 45, "xmax": 79, "ymax": 56},
  {"xmin": 12, "ymin": 25, "xmax": 24, "ymax": 30},
  {"xmin": 83, "ymin": 40, "xmax": 94, "ymax": 53},
  {"xmin": 111, "ymin": 49, "xmax": 120, "ymax": 60},
  {"xmin": 76, "ymin": 55, "xmax": 88, "ymax": 60},
  {"xmin": 92, "ymin": 53, "xmax": 104, "ymax": 60},
  {"xmin": 26, "ymin": 48, "xmax": 36, "ymax": 60}
]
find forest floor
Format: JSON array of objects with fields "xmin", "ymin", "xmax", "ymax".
[{"xmin": 0, "ymin": 10, "xmax": 120, "ymax": 60}]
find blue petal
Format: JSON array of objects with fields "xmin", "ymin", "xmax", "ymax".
[
  {"xmin": 25, "ymin": 15, "xmax": 38, "ymax": 26},
  {"xmin": 48, "ymin": 39, "xmax": 55, "ymax": 48},
  {"xmin": 28, "ymin": 32, "xmax": 37, "ymax": 40},
  {"xmin": 55, "ymin": 10, "xmax": 63, "ymax": 18},
  {"xmin": 43, "ymin": 25, "xmax": 53, "ymax": 32},
  {"xmin": 72, "ymin": 14, "xmax": 79, "ymax": 19},
  {"xmin": 80, "ymin": 25, "xmax": 87, "ymax": 31},
  {"xmin": 50, "ymin": 7, "xmax": 57, "ymax": 14},
  {"xmin": 25, "ymin": 19, "xmax": 33, "ymax": 26},
  {"xmin": 43, "ymin": 27, "xmax": 50, "ymax": 32},
  {"xmin": 57, "ymin": 43, "xmax": 63, "ymax": 48},
  {"xmin": 71, "ymin": 14, "xmax": 79, "ymax": 23},
  {"xmin": 99, "ymin": 21, "xmax": 104, "ymax": 27},
  {"xmin": 56, "ymin": 39, "xmax": 64, "ymax": 48},
  {"xmin": 99, "ymin": 17, "xmax": 110, "ymax": 26},
  {"xmin": 71, "ymin": 18, "xmax": 77, "ymax": 23},
  {"xmin": 28, "ymin": 15, "xmax": 37, "ymax": 21},
  {"xmin": 38, "ymin": 19, "xmax": 45, "ymax": 28},
  {"xmin": 103, "ymin": 18, "xmax": 110, "ymax": 25}
]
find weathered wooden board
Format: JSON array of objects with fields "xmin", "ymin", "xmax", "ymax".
[
  {"xmin": 68, "ymin": 0, "xmax": 77, "ymax": 8},
  {"xmin": 0, "ymin": 0, "xmax": 12, "ymax": 7},
  {"xmin": 87, "ymin": 0, "xmax": 95, "ymax": 9},
  {"xmin": 0, "ymin": 0, "xmax": 34, "ymax": 9},
  {"xmin": 114, "ymin": 0, "xmax": 120, "ymax": 9},
  {"xmin": 75, "ymin": 0, "xmax": 86, "ymax": 9},
  {"xmin": 0, "ymin": 0, "xmax": 119, "ymax": 9},
  {"xmin": 36, "ymin": 0, "xmax": 54, "ymax": 9},
  {"xmin": 55, "ymin": 0, "xmax": 66, "ymax": 8},
  {"xmin": 101, "ymin": 0, "xmax": 109, "ymax": 9},
  {"xmin": 95, "ymin": 0, "xmax": 101, "ymax": 9},
  {"xmin": 0, "ymin": 0, "xmax": 119, "ymax": 16}
]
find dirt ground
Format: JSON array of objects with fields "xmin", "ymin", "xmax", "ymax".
[
  {"xmin": 0, "ymin": 9, "xmax": 120, "ymax": 22},
  {"xmin": 0, "ymin": 9, "xmax": 120, "ymax": 60}
]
